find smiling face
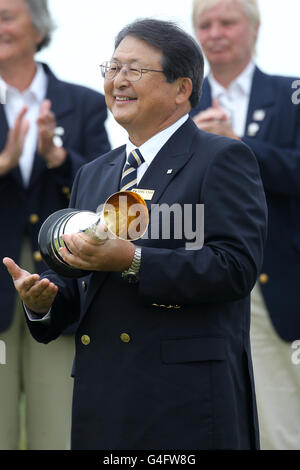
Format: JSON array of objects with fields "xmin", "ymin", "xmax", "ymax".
[
  {"xmin": 194, "ymin": 0, "xmax": 258, "ymax": 71},
  {"xmin": 104, "ymin": 35, "xmax": 191, "ymax": 146},
  {"xmin": 0, "ymin": 0, "xmax": 42, "ymax": 67}
]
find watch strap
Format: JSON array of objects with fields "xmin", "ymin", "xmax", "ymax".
[{"xmin": 121, "ymin": 246, "xmax": 142, "ymax": 283}]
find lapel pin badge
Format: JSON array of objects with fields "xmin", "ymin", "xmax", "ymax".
[
  {"xmin": 54, "ymin": 126, "xmax": 65, "ymax": 136},
  {"xmin": 132, "ymin": 188, "xmax": 155, "ymax": 200},
  {"xmin": 53, "ymin": 127, "xmax": 65, "ymax": 148},
  {"xmin": 253, "ymin": 109, "xmax": 266, "ymax": 122},
  {"xmin": 53, "ymin": 136, "xmax": 63, "ymax": 147},
  {"xmin": 247, "ymin": 122, "xmax": 260, "ymax": 137},
  {"xmin": 167, "ymin": 169, "xmax": 173, "ymax": 174}
]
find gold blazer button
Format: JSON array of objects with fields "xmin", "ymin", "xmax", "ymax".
[
  {"xmin": 33, "ymin": 251, "xmax": 42, "ymax": 262},
  {"xmin": 62, "ymin": 186, "xmax": 71, "ymax": 199},
  {"xmin": 120, "ymin": 333, "xmax": 131, "ymax": 343},
  {"xmin": 62, "ymin": 186, "xmax": 70, "ymax": 194},
  {"xmin": 81, "ymin": 335, "xmax": 91, "ymax": 346},
  {"xmin": 259, "ymin": 273, "xmax": 269, "ymax": 284},
  {"xmin": 29, "ymin": 214, "xmax": 39, "ymax": 224}
]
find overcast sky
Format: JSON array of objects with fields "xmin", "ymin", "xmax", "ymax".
[{"xmin": 37, "ymin": 0, "xmax": 300, "ymax": 148}]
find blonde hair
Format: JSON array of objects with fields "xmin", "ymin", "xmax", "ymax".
[{"xmin": 192, "ymin": 0, "xmax": 260, "ymax": 32}]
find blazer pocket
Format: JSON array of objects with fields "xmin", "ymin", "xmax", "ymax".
[{"xmin": 161, "ymin": 337, "xmax": 227, "ymax": 364}]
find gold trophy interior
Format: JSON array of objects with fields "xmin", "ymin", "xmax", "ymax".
[
  {"xmin": 38, "ymin": 191, "xmax": 149, "ymax": 277},
  {"xmin": 83, "ymin": 190, "xmax": 149, "ymax": 242}
]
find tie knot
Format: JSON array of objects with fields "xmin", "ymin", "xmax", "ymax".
[
  {"xmin": 120, "ymin": 148, "xmax": 144, "ymax": 192},
  {"xmin": 126, "ymin": 148, "xmax": 144, "ymax": 169}
]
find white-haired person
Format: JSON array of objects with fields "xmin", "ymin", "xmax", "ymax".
[
  {"xmin": 190, "ymin": 0, "xmax": 300, "ymax": 450},
  {"xmin": 0, "ymin": 0, "xmax": 110, "ymax": 449}
]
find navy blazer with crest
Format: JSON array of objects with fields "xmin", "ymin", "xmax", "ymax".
[
  {"xmin": 191, "ymin": 67, "xmax": 300, "ymax": 342},
  {"xmin": 26, "ymin": 118, "xmax": 267, "ymax": 450},
  {"xmin": 0, "ymin": 63, "xmax": 110, "ymax": 332}
]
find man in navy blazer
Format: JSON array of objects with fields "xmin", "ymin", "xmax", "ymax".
[
  {"xmin": 192, "ymin": 69, "xmax": 300, "ymax": 340},
  {"xmin": 4, "ymin": 18, "xmax": 267, "ymax": 450},
  {"xmin": 0, "ymin": 0, "xmax": 110, "ymax": 450},
  {"xmin": 191, "ymin": 0, "xmax": 300, "ymax": 450}
]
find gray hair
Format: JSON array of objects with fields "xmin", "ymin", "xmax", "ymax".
[
  {"xmin": 192, "ymin": 0, "xmax": 260, "ymax": 32},
  {"xmin": 24, "ymin": 0, "xmax": 56, "ymax": 51}
]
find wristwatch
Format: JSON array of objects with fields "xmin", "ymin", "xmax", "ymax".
[{"xmin": 121, "ymin": 246, "xmax": 142, "ymax": 284}]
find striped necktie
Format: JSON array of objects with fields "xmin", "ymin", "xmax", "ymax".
[{"xmin": 120, "ymin": 148, "xmax": 144, "ymax": 191}]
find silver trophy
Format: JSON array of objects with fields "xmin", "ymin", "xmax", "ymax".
[{"xmin": 38, "ymin": 191, "xmax": 149, "ymax": 278}]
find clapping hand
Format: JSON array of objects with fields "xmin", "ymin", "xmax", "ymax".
[
  {"xmin": 193, "ymin": 99, "xmax": 240, "ymax": 140},
  {"xmin": 0, "ymin": 107, "xmax": 29, "ymax": 175},
  {"xmin": 37, "ymin": 99, "xmax": 67, "ymax": 168}
]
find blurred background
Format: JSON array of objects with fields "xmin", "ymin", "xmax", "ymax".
[{"xmin": 37, "ymin": 0, "xmax": 300, "ymax": 148}]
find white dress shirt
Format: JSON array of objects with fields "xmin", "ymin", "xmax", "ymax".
[
  {"xmin": 126, "ymin": 113, "xmax": 189, "ymax": 183},
  {"xmin": 208, "ymin": 60, "xmax": 255, "ymax": 137},
  {"xmin": 0, "ymin": 63, "xmax": 48, "ymax": 186}
]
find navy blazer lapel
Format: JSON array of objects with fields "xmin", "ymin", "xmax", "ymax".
[
  {"xmin": 190, "ymin": 78, "xmax": 212, "ymax": 117},
  {"xmin": 199, "ymin": 78, "xmax": 212, "ymax": 110},
  {"xmin": 138, "ymin": 118, "xmax": 197, "ymax": 209},
  {"xmin": 245, "ymin": 67, "xmax": 275, "ymax": 137},
  {"xmin": 43, "ymin": 63, "xmax": 74, "ymax": 119},
  {"xmin": 97, "ymin": 146, "xmax": 126, "ymax": 201}
]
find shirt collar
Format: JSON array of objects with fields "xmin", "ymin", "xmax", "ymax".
[
  {"xmin": 28, "ymin": 63, "xmax": 48, "ymax": 102},
  {"xmin": 208, "ymin": 60, "xmax": 255, "ymax": 98},
  {"xmin": 126, "ymin": 114, "xmax": 189, "ymax": 166},
  {"xmin": 0, "ymin": 62, "xmax": 47, "ymax": 102}
]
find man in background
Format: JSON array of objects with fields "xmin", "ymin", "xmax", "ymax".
[{"xmin": 191, "ymin": 0, "xmax": 300, "ymax": 449}]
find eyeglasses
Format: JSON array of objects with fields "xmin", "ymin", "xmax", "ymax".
[{"xmin": 100, "ymin": 61, "xmax": 164, "ymax": 82}]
